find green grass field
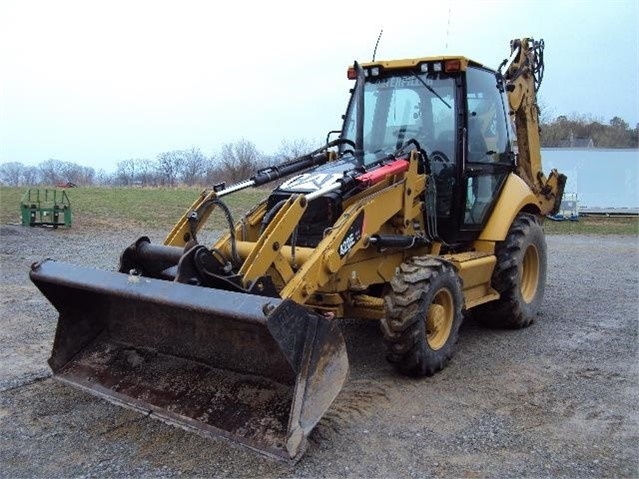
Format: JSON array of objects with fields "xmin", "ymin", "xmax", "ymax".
[
  {"xmin": 1, "ymin": 186, "xmax": 637, "ymax": 235},
  {"xmin": 0, "ymin": 186, "xmax": 271, "ymax": 231},
  {"xmin": 542, "ymin": 215, "xmax": 638, "ymax": 235}
]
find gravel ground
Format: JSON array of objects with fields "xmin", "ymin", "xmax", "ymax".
[{"xmin": 0, "ymin": 224, "xmax": 637, "ymax": 478}]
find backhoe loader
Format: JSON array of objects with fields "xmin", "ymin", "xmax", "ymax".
[{"xmin": 30, "ymin": 38, "xmax": 565, "ymax": 461}]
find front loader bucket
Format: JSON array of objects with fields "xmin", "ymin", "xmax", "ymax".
[{"xmin": 30, "ymin": 259, "xmax": 349, "ymax": 460}]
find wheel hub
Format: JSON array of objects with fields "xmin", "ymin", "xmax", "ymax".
[
  {"xmin": 425, "ymin": 289, "xmax": 454, "ymax": 350},
  {"xmin": 520, "ymin": 244, "xmax": 540, "ymax": 303}
]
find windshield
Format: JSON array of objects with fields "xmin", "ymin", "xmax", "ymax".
[{"xmin": 341, "ymin": 72, "xmax": 457, "ymax": 166}]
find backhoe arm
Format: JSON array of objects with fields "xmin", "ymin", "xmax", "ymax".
[{"xmin": 503, "ymin": 38, "xmax": 566, "ymax": 215}]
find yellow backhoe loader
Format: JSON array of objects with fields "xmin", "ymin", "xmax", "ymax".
[{"xmin": 30, "ymin": 38, "xmax": 565, "ymax": 461}]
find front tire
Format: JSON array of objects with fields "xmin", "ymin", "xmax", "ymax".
[
  {"xmin": 478, "ymin": 212, "xmax": 547, "ymax": 329},
  {"xmin": 381, "ymin": 257, "xmax": 463, "ymax": 377}
]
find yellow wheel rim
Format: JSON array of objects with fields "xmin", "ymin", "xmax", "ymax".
[
  {"xmin": 520, "ymin": 244, "xmax": 540, "ymax": 303},
  {"xmin": 425, "ymin": 288, "xmax": 454, "ymax": 350}
]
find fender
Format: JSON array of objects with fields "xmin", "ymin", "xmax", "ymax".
[{"xmin": 478, "ymin": 173, "xmax": 540, "ymax": 242}]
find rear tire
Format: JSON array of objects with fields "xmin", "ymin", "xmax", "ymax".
[
  {"xmin": 381, "ymin": 257, "xmax": 463, "ymax": 377},
  {"xmin": 478, "ymin": 212, "xmax": 547, "ymax": 329}
]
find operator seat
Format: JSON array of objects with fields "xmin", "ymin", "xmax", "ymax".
[{"xmin": 429, "ymin": 130, "xmax": 456, "ymax": 217}]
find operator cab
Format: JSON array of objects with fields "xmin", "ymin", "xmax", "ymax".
[{"xmin": 340, "ymin": 57, "xmax": 516, "ymax": 244}]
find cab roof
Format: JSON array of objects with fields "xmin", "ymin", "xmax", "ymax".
[{"xmin": 357, "ymin": 55, "xmax": 489, "ymax": 72}]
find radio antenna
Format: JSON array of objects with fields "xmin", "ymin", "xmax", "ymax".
[
  {"xmin": 445, "ymin": 1, "xmax": 451, "ymax": 51},
  {"xmin": 372, "ymin": 28, "xmax": 383, "ymax": 61}
]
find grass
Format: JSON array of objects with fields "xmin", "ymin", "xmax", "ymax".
[
  {"xmin": 1, "ymin": 186, "xmax": 637, "ymax": 235},
  {"xmin": 0, "ymin": 186, "xmax": 270, "ymax": 231},
  {"xmin": 542, "ymin": 215, "xmax": 638, "ymax": 235}
]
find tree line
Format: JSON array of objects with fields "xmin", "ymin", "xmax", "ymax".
[
  {"xmin": 0, "ymin": 138, "xmax": 317, "ymax": 188},
  {"xmin": 1, "ymin": 116, "xmax": 637, "ymax": 187},
  {"xmin": 539, "ymin": 115, "xmax": 638, "ymax": 148}
]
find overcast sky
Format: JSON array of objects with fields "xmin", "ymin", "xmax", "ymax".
[{"xmin": 1, "ymin": 0, "xmax": 638, "ymax": 172}]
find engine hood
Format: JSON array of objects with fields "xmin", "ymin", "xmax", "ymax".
[{"xmin": 275, "ymin": 157, "xmax": 359, "ymax": 194}]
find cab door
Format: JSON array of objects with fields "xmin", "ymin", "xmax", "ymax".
[{"xmin": 460, "ymin": 67, "xmax": 515, "ymax": 234}]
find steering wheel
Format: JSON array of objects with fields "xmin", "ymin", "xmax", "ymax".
[
  {"xmin": 429, "ymin": 150, "xmax": 450, "ymax": 163},
  {"xmin": 394, "ymin": 127, "xmax": 422, "ymax": 138}
]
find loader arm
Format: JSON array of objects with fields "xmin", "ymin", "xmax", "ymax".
[
  {"xmin": 503, "ymin": 38, "xmax": 566, "ymax": 215},
  {"xmin": 237, "ymin": 194, "xmax": 308, "ymax": 290},
  {"xmin": 164, "ymin": 189, "xmax": 220, "ymax": 246},
  {"xmin": 212, "ymin": 150, "xmax": 427, "ymax": 304},
  {"xmin": 280, "ymin": 154, "xmax": 426, "ymax": 304}
]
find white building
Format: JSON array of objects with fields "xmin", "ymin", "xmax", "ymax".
[{"xmin": 541, "ymin": 148, "xmax": 639, "ymax": 211}]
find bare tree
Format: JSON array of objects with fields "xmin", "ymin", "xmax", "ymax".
[
  {"xmin": 94, "ymin": 169, "xmax": 114, "ymax": 186},
  {"xmin": 537, "ymin": 97, "xmax": 555, "ymax": 126},
  {"xmin": 275, "ymin": 138, "xmax": 321, "ymax": 161},
  {"xmin": 217, "ymin": 139, "xmax": 263, "ymax": 184},
  {"xmin": 136, "ymin": 159, "xmax": 158, "ymax": 186},
  {"xmin": 156, "ymin": 151, "xmax": 181, "ymax": 187},
  {"xmin": 180, "ymin": 147, "xmax": 206, "ymax": 186},
  {"xmin": 39, "ymin": 159, "xmax": 65, "ymax": 185},
  {"xmin": 63, "ymin": 163, "xmax": 94, "ymax": 186},
  {"xmin": 0, "ymin": 162, "xmax": 24, "ymax": 186},
  {"xmin": 115, "ymin": 159, "xmax": 137, "ymax": 186},
  {"xmin": 22, "ymin": 166, "xmax": 40, "ymax": 186},
  {"xmin": 202, "ymin": 154, "xmax": 223, "ymax": 186}
]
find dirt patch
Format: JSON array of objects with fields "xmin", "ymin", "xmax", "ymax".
[{"xmin": 0, "ymin": 225, "xmax": 637, "ymax": 477}]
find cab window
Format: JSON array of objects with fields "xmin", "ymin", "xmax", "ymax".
[{"xmin": 466, "ymin": 67, "xmax": 510, "ymax": 163}]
